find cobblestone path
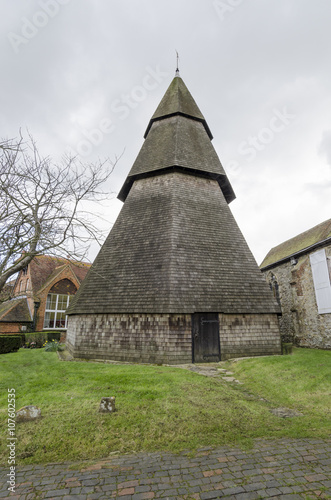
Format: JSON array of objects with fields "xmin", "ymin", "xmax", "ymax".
[{"xmin": 1, "ymin": 438, "xmax": 330, "ymax": 499}]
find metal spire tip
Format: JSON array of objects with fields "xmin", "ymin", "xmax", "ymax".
[{"xmin": 175, "ymin": 50, "xmax": 180, "ymax": 76}]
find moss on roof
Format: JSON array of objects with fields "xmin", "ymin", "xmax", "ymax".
[
  {"xmin": 151, "ymin": 75, "xmax": 204, "ymax": 119},
  {"xmin": 260, "ymin": 218, "xmax": 331, "ymax": 269},
  {"xmin": 144, "ymin": 75, "xmax": 212, "ymax": 139},
  {"xmin": 69, "ymin": 172, "xmax": 279, "ymax": 316},
  {"xmin": 118, "ymin": 115, "xmax": 235, "ymax": 203},
  {"xmin": 0, "ymin": 298, "xmax": 32, "ymax": 322}
]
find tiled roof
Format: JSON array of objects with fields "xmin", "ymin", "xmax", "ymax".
[
  {"xmin": 260, "ymin": 218, "xmax": 331, "ymax": 269},
  {"xmin": 0, "ymin": 297, "xmax": 32, "ymax": 322},
  {"xmin": 0, "ymin": 280, "xmax": 15, "ymax": 303},
  {"xmin": 27, "ymin": 255, "xmax": 90, "ymax": 295}
]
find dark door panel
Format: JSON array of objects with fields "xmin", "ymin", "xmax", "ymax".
[{"xmin": 192, "ymin": 313, "xmax": 220, "ymax": 362}]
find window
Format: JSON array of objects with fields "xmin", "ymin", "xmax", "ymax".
[
  {"xmin": 268, "ymin": 273, "xmax": 281, "ymax": 307},
  {"xmin": 310, "ymin": 249, "xmax": 331, "ymax": 314},
  {"xmin": 43, "ymin": 293, "xmax": 72, "ymax": 329}
]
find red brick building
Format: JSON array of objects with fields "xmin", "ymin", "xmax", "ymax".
[{"xmin": 0, "ymin": 255, "xmax": 90, "ymax": 335}]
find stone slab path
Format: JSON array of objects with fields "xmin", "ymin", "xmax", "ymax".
[{"xmin": 1, "ymin": 438, "xmax": 330, "ymax": 499}]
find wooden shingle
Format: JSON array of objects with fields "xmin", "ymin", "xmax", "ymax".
[{"xmin": 68, "ymin": 173, "xmax": 279, "ymax": 315}]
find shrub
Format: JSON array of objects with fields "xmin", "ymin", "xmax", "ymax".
[
  {"xmin": 46, "ymin": 331, "xmax": 61, "ymax": 342},
  {"xmin": 25, "ymin": 331, "xmax": 62, "ymax": 348},
  {"xmin": 25, "ymin": 332, "xmax": 47, "ymax": 348},
  {"xmin": 0, "ymin": 335, "xmax": 21, "ymax": 354},
  {"xmin": 44, "ymin": 340, "xmax": 64, "ymax": 352}
]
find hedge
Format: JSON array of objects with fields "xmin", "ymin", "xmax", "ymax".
[
  {"xmin": 0, "ymin": 335, "xmax": 21, "ymax": 354},
  {"xmin": 25, "ymin": 331, "xmax": 62, "ymax": 348},
  {"xmin": 7, "ymin": 333, "xmax": 26, "ymax": 347}
]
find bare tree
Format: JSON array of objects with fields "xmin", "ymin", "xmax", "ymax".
[{"xmin": 0, "ymin": 133, "xmax": 117, "ymax": 294}]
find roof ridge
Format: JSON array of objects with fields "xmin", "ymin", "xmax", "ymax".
[{"xmin": 32, "ymin": 254, "xmax": 91, "ymax": 266}]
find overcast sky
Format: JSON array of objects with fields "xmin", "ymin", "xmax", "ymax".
[{"xmin": 1, "ymin": 0, "xmax": 331, "ymax": 265}]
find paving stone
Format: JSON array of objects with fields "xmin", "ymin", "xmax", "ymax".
[
  {"xmin": 101, "ymin": 483, "xmax": 117, "ymax": 491},
  {"xmin": 80, "ymin": 485, "xmax": 95, "ymax": 493},
  {"xmin": 234, "ymin": 492, "xmax": 262, "ymax": 500},
  {"xmin": 264, "ymin": 487, "xmax": 283, "ymax": 496},
  {"xmin": 243, "ymin": 481, "xmax": 266, "ymax": 491},
  {"xmin": 45, "ymin": 488, "xmax": 71, "ymax": 497},
  {"xmin": 135, "ymin": 485, "xmax": 152, "ymax": 493},
  {"xmin": 200, "ymin": 490, "xmax": 224, "ymax": 499},
  {"xmin": 279, "ymin": 486, "xmax": 294, "ymax": 493},
  {"xmin": 69, "ymin": 487, "xmax": 83, "ymax": 494},
  {"xmin": 132, "ymin": 493, "xmax": 155, "ymax": 500},
  {"xmin": 254, "ymin": 490, "xmax": 271, "ymax": 498},
  {"xmin": 0, "ymin": 438, "xmax": 330, "ymax": 499},
  {"xmin": 277, "ymin": 495, "xmax": 303, "ymax": 500}
]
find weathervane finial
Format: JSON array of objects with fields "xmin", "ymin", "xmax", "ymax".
[{"xmin": 175, "ymin": 50, "xmax": 180, "ymax": 76}]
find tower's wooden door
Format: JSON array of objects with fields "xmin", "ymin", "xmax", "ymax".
[{"xmin": 192, "ymin": 313, "xmax": 220, "ymax": 362}]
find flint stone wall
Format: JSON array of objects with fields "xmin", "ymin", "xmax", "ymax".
[
  {"xmin": 263, "ymin": 245, "xmax": 331, "ymax": 349},
  {"xmin": 66, "ymin": 312, "xmax": 281, "ymax": 363}
]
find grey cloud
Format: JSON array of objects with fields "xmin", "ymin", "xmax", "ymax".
[{"xmin": 1, "ymin": 0, "xmax": 331, "ymax": 262}]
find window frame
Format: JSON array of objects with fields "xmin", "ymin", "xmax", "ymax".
[{"xmin": 43, "ymin": 293, "xmax": 72, "ymax": 330}]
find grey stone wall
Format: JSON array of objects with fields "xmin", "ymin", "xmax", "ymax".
[
  {"xmin": 67, "ymin": 312, "xmax": 281, "ymax": 364},
  {"xmin": 263, "ymin": 245, "xmax": 331, "ymax": 349},
  {"xmin": 219, "ymin": 313, "xmax": 281, "ymax": 360}
]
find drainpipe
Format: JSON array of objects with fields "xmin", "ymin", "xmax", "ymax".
[{"xmin": 33, "ymin": 301, "xmax": 40, "ymax": 331}]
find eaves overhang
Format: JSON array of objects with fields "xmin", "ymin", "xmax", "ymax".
[
  {"xmin": 144, "ymin": 112, "xmax": 213, "ymax": 141},
  {"xmin": 260, "ymin": 236, "xmax": 331, "ymax": 272},
  {"xmin": 117, "ymin": 166, "xmax": 236, "ymax": 204}
]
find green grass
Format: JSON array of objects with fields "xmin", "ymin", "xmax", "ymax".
[
  {"xmin": 225, "ymin": 347, "xmax": 331, "ymax": 426},
  {"xmin": 0, "ymin": 347, "xmax": 330, "ymax": 465}
]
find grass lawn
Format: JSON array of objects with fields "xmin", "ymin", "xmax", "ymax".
[{"xmin": 0, "ymin": 347, "xmax": 330, "ymax": 465}]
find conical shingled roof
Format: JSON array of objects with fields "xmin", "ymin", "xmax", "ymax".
[
  {"xmin": 67, "ymin": 74, "xmax": 280, "ymax": 317},
  {"xmin": 68, "ymin": 172, "xmax": 280, "ymax": 315},
  {"xmin": 118, "ymin": 76, "xmax": 235, "ymax": 203},
  {"xmin": 144, "ymin": 75, "xmax": 212, "ymax": 138}
]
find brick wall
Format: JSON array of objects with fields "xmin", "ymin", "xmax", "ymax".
[
  {"xmin": 67, "ymin": 312, "xmax": 281, "ymax": 364},
  {"xmin": 219, "ymin": 313, "xmax": 281, "ymax": 360},
  {"xmin": 263, "ymin": 245, "xmax": 331, "ymax": 349},
  {"xmin": 0, "ymin": 323, "xmax": 22, "ymax": 334}
]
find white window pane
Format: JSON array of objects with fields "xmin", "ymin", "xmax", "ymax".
[
  {"xmin": 310, "ymin": 249, "xmax": 331, "ymax": 314},
  {"xmin": 44, "ymin": 311, "xmax": 55, "ymax": 329},
  {"xmin": 57, "ymin": 295, "xmax": 68, "ymax": 311},
  {"xmin": 43, "ymin": 311, "xmax": 50, "ymax": 328},
  {"xmin": 55, "ymin": 312, "xmax": 66, "ymax": 328}
]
